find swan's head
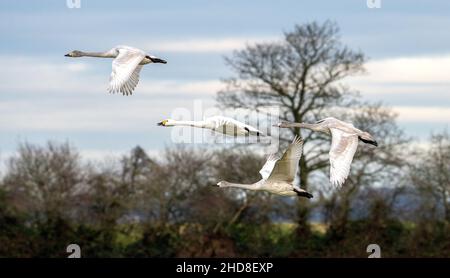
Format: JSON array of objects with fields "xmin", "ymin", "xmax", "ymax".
[
  {"xmin": 157, "ymin": 119, "xmax": 175, "ymax": 127},
  {"xmin": 146, "ymin": 55, "xmax": 167, "ymax": 64},
  {"xmin": 216, "ymin": 181, "xmax": 230, "ymax": 188},
  {"xmin": 274, "ymin": 121, "xmax": 296, "ymax": 128},
  {"xmin": 360, "ymin": 131, "xmax": 378, "ymax": 147},
  {"xmin": 64, "ymin": 50, "xmax": 83, "ymax": 57}
]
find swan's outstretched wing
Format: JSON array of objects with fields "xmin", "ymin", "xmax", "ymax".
[
  {"xmin": 267, "ymin": 136, "xmax": 303, "ymax": 183},
  {"xmin": 211, "ymin": 116, "xmax": 263, "ymax": 136},
  {"xmin": 121, "ymin": 65, "xmax": 143, "ymax": 95},
  {"xmin": 109, "ymin": 47, "xmax": 145, "ymax": 95},
  {"xmin": 259, "ymin": 153, "xmax": 281, "ymax": 180},
  {"xmin": 329, "ymin": 128, "xmax": 359, "ymax": 187}
]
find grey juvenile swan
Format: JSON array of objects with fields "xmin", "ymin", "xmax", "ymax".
[
  {"xmin": 216, "ymin": 136, "xmax": 313, "ymax": 198},
  {"xmin": 276, "ymin": 117, "xmax": 378, "ymax": 187},
  {"xmin": 65, "ymin": 45, "xmax": 167, "ymax": 95}
]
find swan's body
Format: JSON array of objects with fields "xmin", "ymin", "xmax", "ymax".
[
  {"xmin": 157, "ymin": 116, "xmax": 264, "ymax": 137},
  {"xmin": 277, "ymin": 117, "xmax": 378, "ymax": 187},
  {"xmin": 216, "ymin": 136, "xmax": 313, "ymax": 198},
  {"xmin": 65, "ymin": 45, "xmax": 167, "ymax": 95}
]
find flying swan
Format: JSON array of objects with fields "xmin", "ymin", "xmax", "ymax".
[
  {"xmin": 65, "ymin": 45, "xmax": 167, "ymax": 95},
  {"xmin": 157, "ymin": 116, "xmax": 264, "ymax": 137},
  {"xmin": 216, "ymin": 136, "xmax": 313, "ymax": 198},
  {"xmin": 276, "ymin": 117, "xmax": 378, "ymax": 187}
]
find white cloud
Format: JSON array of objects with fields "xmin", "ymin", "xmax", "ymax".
[
  {"xmin": 143, "ymin": 37, "xmax": 276, "ymax": 53},
  {"xmin": 365, "ymin": 55, "xmax": 450, "ymax": 84},
  {"xmin": 348, "ymin": 83, "xmax": 450, "ymax": 97},
  {"xmin": 139, "ymin": 80, "xmax": 223, "ymax": 96},
  {"xmin": 347, "ymin": 54, "xmax": 450, "ymax": 94},
  {"xmin": 393, "ymin": 106, "xmax": 450, "ymax": 123},
  {"xmin": 0, "ymin": 96, "xmax": 217, "ymax": 132},
  {"xmin": 0, "ymin": 56, "xmax": 101, "ymax": 93},
  {"xmin": 344, "ymin": 54, "xmax": 450, "ymax": 115}
]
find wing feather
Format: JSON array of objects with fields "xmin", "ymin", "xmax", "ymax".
[
  {"xmin": 266, "ymin": 136, "xmax": 303, "ymax": 183},
  {"xmin": 259, "ymin": 153, "xmax": 282, "ymax": 180},
  {"xmin": 121, "ymin": 65, "xmax": 142, "ymax": 94},
  {"xmin": 108, "ymin": 48, "xmax": 145, "ymax": 95},
  {"xmin": 329, "ymin": 128, "xmax": 359, "ymax": 187}
]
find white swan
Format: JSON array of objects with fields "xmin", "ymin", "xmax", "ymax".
[
  {"xmin": 157, "ymin": 116, "xmax": 264, "ymax": 137},
  {"xmin": 276, "ymin": 117, "xmax": 378, "ymax": 187},
  {"xmin": 65, "ymin": 45, "xmax": 167, "ymax": 95},
  {"xmin": 216, "ymin": 136, "xmax": 313, "ymax": 198}
]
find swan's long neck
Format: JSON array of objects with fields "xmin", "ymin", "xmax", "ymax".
[
  {"xmin": 287, "ymin": 122, "xmax": 325, "ymax": 132},
  {"xmin": 79, "ymin": 51, "xmax": 115, "ymax": 58},
  {"xmin": 291, "ymin": 123, "xmax": 316, "ymax": 129},
  {"xmin": 220, "ymin": 181, "xmax": 262, "ymax": 191},
  {"xmin": 172, "ymin": 120, "xmax": 206, "ymax": 128}
]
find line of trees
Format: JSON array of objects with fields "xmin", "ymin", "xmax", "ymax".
[
  {"xmin": 0, "ymin": 131, "xmax": 449, "ymax": 257},
  {"xmin": 0, "ymin": 21, "xmax": 449, "ymax": 257}
]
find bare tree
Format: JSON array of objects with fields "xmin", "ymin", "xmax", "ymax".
[
  {"xmin": 1, "ymin": 142, "xmax": 83, "ymax": 222},
  {"xmin": 139, "ymin": 146, "xmax": 215, "ymax": 225},
  {"xmin": 217, "ymin": 21, "xmax": 370, "ymax": 232},
  {"xmin": 411, "ymin": 131, "xmax": 450, "ymax": 222},
  {"xmin": 120, "ymin": 146, "xmax": 155, "ymax": 192}
]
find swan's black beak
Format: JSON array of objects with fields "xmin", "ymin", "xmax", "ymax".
[
  {"xmin": 157, "ymin": 120, "xmax": 168, "ymax": 126},
  {"xmin": 64, "ymin": 53, "xmax": 71, "ymax": 57},
  {"xmin": 151, "ymin": 57, "xmax": 167, "ymax": 64},
  {"xmin": 296, "ymin": 191, "xmax": 313, "ymax": 199}
]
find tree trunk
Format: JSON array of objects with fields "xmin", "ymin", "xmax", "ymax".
[
  {"xmin": 443, "ymin": 190, "xmax": 450, "ymax": 223},
  {"xmin": 335, "ymin": 196, "xmax": 350, "ymax": 237},
  {"xmin": 330, "ymin": 184, "xmax": 357, "ymax": 239},
  {"xmin": 296, "ymin": 156, "xmax": 311, "ymax": 237}
]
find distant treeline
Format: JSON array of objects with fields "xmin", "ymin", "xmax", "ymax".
[{"xmin": 0, "ymin": 132, "xmax": 449, "ymax": 257}]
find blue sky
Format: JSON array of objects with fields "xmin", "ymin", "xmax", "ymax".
[{"xmin": 0, "ymin": 0, "xmax": 449, "ymax": 161}]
